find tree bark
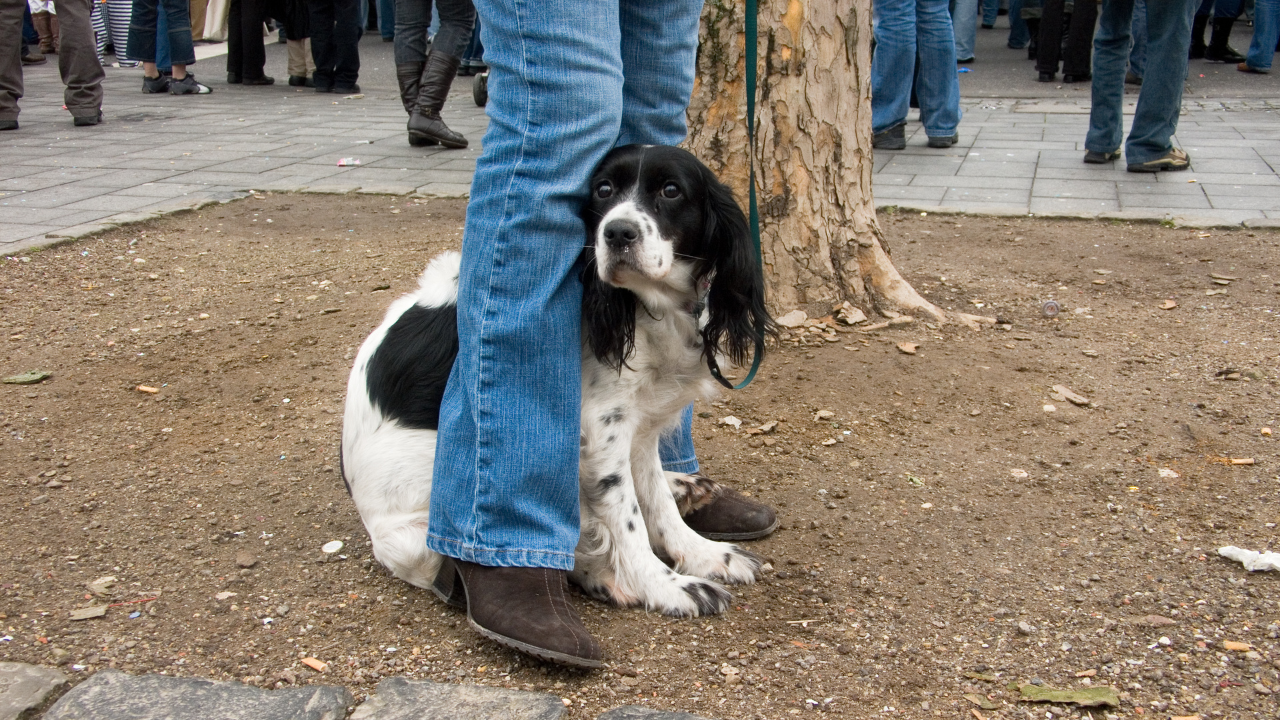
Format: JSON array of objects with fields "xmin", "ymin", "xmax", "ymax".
[{"xmin": 687, "ymin": 0, "xmax": 982, "ymax": 328}]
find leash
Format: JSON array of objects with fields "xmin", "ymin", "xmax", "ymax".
[{"xmin": 708, "ymin": 0, "xmax": 765, "ymax": 391}]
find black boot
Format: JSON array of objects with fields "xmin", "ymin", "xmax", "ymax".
[
  {"xmin": 1204, "ymin": 18, "xmax": 1245, "ymax": 63},
  {"xmin": 396, "ymin": 62, "xmax": 436, "ymax": 147},
  {"xmin": 408, "ymin": 51, "xmax": 468, "ymax": 149},
  {"xmin": 1189, "ymin": 14, "xmax": 1208, "ymax": 59},
  {"xmin": 1026, "ymin": 18, "xmax": 1040, "ymax": 60}
]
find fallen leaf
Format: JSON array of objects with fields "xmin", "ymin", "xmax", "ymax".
[
  {"xmin": 964, "ymin": 693, "xmax": 999, "ymax": 710},
  {"xmin": 1015, "ymin": 683, "xmax": 1119, "ymax": 707},
  {"xmin": 897, "ymin": 342, "xmax": 918, "ymax": 355},
  {"xmin": 2, "ymin": 370, "xmax": 51, "ymax": 384}
]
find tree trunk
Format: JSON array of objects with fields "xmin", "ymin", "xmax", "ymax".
[{"xmin": 687, "ymin": 0, "xmax": 986, "ymax": 329}]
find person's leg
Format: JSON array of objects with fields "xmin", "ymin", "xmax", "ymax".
[
  {"xmin": 1206, "ymin": 0, "xmax": 1246, "ymax": 62},
  {"xmin": 1128, "ymin": 0, "xmax": 1147, "ymax": 79},
  {"xmin": 241, "ymin": 0, "xmax": 267, "ymax": 79},
  {"xmin": 1037, "ymin": 0, "xmax": 1064, "ymax": 75},
  {"xmin": 1085, "ymin": 0, "xmax": 1133, "ymax": 154},
  {"xmin": 1243, "ymin": 0, "xmax": 1279, "ymax": 70},
  {"xmin": 156, "ymin": 3, "xmax": 171, "ymax": 73},
  {"xmin": 1125, "ymin": 0, "xmax": 1193, "ymax": 163},
  {"xmin": 56, "ymin": 0, "xmax": 105, "ymax": 119},
  {"xmin": 981, "ymin": 0, "xmax": 1000, "ymax": 26},
  {"xmin": 916, "ymin": 0, "xmax": 962, "ymax": 138},
  {"xmin": 159, "ymin": 0, "xmax": 195, "ymax": 67},
  {"xmin": 871, "ymin": 0, "xmax": 918, "ymax": 135},
  {"xmin": 0, "ymin": 0, "xmax": 24, "ymax": 125},
  {"xmin": 427, "ymin": 0, "xmax": 624, "ymax": 570},
  {"xmin": 332, "ymin": 0, "xmax": 361, "ymax": 88},
  {"xmin": 227, "ymin": 0, "xmax": 243, "ymax": 78},
  {"xmin": 658, "ymin": 407, "xmax": 699, "ymax": 474},
  {"xmin": 1062, "ymin": 0, "xmax": 1096, "ymax": 78},
  {"xmin": 126, "ymin": 0, "xmax": 160, "ymax": 64},
  {"xmin": 378, "ymin": 0, "xmax": 394, "ymax": 39},
  {"xmin": 393, "ymin": 0, "xmax": 428, "ymax": 119},
  {"xmin": 309, "ymin": 0, "xmax": 336, "ymax": 88},
  {"xmin": 951, "ymin": 0, "xmax": 978, "ymax": 60},
  {"xmin": 1007, "ymin": 0, "xmax": 1029, "ymax": 48}
]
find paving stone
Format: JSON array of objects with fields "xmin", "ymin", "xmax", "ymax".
[
  {"xmin": 597, "ymin": 707, "xmax": 713, "ymax": 720},
  {"xmin": 43, "ymin": 670, "xmax": 351, "ymax": 720},
  {"xmin": 0, "ymin": 662, "xmax": 68, "ymax": 720},
  {"xmin": 349, "ymin": 677, "xmax": 564, "ymax": 720}
]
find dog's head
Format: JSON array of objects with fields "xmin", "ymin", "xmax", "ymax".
[{"xmin": 581, "ymin": 144, "xmax": 774, "ymax": 371}]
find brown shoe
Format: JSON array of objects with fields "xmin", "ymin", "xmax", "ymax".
[
  {"xmin": 442, "ymin": 557, "xmax": 604, "ymax": 669},
  {"xmin": 683, "ymin": 484, "xmax": 779, "ymax": 541}
]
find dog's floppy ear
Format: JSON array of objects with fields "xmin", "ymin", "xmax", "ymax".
[
  {"xmin": 581, "ymin": 247, "xmax": 638, "ymax": 371},
  {"xmin": 699, "ymin": 169, "xmax": 775, "ymax": 367}
]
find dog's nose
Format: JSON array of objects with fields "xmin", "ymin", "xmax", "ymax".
[{"xmin": 602, "ymin": 219, "xmax": 640, "ymax": 250}]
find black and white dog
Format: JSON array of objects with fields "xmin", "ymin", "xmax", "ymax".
[{"xmin": 342, "ymin": 145, "xmax": 774, "ymax": 617}]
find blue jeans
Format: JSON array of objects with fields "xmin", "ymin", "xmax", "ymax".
[
  {"xmin": 394, "ymin": 0, "xmax": 473, "ymax": 64},
  {"xmin": 1086, "ymin": 0, "xmax": 1193, "ymax": 163},
  {"xmin": 873, "ymin": 0, "xmax": 962, "ymax": 137},
  {"xmin": 378, "ymin": 0, "xmax": 394, "ymax": 39},
  {"xmin": 1128, "ymin": 0, "xmax": 1146, "ymax": 79},
  {"xmin": 426, "ymin": 0, "xmax": 703, "ymax": 570},
  {"xmin": 126, "ymin": 0, "xmax": 196, "ymax": 65},
  {"xmin": 951, "ymin": 0, "xmax": 978, "ymax": 60},
  {"xmin": 1245, "ymin": 0, "xmax": 1279, "ymax": 70},
  {"xmin": 981, "ymin": 0, "xmax": 1000, "ymax": 25},
  {"xmin": 156, "ymin": 8, "xmax": 171, "ymax": 72},
  {"xmin": 1007, "ymin": 0, "xmax": 1030, "ymax": 48},
  {"xmin": 1197, "ymin": 0, "xmax": 1243, "ymax": 17}
]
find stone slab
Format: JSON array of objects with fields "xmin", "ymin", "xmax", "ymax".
[
  {"xmin": 0, "ymin": 662, "xmax": 68, "ymax": 720},
  {"xmin": 349, "ymin": 678, "xmax": 564, "ymax": 720},
  {"xmin": 42, "ymin": 670, "xmax": 352, "ymax": 720},
  {"xmin": 597, "ymin": 707, "xmax": 713, "ymax": 720}
]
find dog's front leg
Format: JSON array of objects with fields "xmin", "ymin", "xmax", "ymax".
[
  {"xmin": 632, "ymin": 435, "xmax": 760, "ymax": 586},
  {"xmin": 572, "ymin": 415, "xmax": 732, "ymax": 618}
]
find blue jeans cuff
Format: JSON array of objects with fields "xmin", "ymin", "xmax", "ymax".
[
  {"xmin": 661, "ymin": 457, "xmax": 700, "ymax": 474},
  {"xmin": 426, "ymin": 535, "xmax": 577, "ymax": 571}
]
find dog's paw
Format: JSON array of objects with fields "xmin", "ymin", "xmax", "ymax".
[
  {"xmin": 568, "ymin": 567, "xmax": 622, "ymax": 606},
  {"xmin": 643, "ymin": 571, "xmax": 732, "ymax": 617},
  {"xmin": 665, "ymin": 471, "xmax": 721, "ymax": 516},
  {"xmin": 676, "ymin": 542, "xmax": 761, "ymax": 586}
]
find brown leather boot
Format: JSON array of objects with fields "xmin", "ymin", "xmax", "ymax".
[
  {"xmin": 682, "ymin": 484, "xmax": 779, "ymax": 541},
  {"xmin": 408, "ymin": 51, "xmax": 468, "ymax": 149},
  {"xmin": 33, "ymin": 11, "xmax": 56, "ymax": 54},
  {"xmin": 440, "ymin": 557, "xmax": 604, "ymax": 669}
]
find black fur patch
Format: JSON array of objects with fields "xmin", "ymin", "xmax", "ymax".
[
  {"xmin": 600, "ymin": 408, "xmax": 624, "ymax": 426},
  {"xmin": 683, "ymin": 581, "xmax": 730, "ymax": 616},
  {"xmin": 365, "ymin": 302, "xmax": 458, "ymax": 430},
  {"xmin": 599, "ymin": 473, "xmax": 624, "ymax": 491},
  {"xmin": 339, "ymin": 445, "xmax": 351, "ymax": 497},
  {"xmin": 627, "ymin": 521, "xmax": 635, "ymax": 532}
]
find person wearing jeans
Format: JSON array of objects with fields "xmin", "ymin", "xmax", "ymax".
[
  {"xmin": 1006, "ymin": 0, "xmax": 1031, "ymax": 49},
  {"xmin": 426, "ymin": 0, "xmax": 776, "ymax": 666},
  {"xmin": 377, "ymin": 0, "xmax": 393, "ymax": 40},
  {"xmin": 308, "ymin": 0, "xmax": 360, "ymax": 92},
  {"xmin": 127, "ymin": 0, "xmax": 211, "ymax": 94},
  {"xmin": 393, "ymin": 0, "xmax": 474, "ymax": 148},
  {"xmin": 1, "ymin": 0, "xmax": 104, "ymax": 129},
  {"xmin": 1084, "ymin": 0, "xmax": 1194, "ymax": 172},
  {"xmin": 1239, "ymin": 0, "xmax": 1279, "ymax": 73},
  {"xmin": 951, "ymin": 0, "xmax": 978, "ymax": 62},
  {"xmin": 872, "ymin": 0, "xmax": 962, "ymax": 149}
]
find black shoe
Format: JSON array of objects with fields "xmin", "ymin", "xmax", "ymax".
[
  {"xmin": 409, "ymin": 134, "xmax": 439, "ymax": 147},
  {"xmin": 333, "ymin": 83, "xmax": 361, "ymax": 94},
  {"xmin": 927, "ymin": 134, "xmax": 959, "ymax": 148},
  {"xmin": 0, "ymin": 119, "xmax": 17, "ymax": 131},
  {"xmin": 872, "ymin": 122, "xmax": 906, "ymax": 150},
  {"xmin": 72, "ymin": 111, "xmax": 103, "ymax": 127},
  {"xmin": 314, "ymin": 84, "xmax": 334, "ymax": 93},
  {"xmin": 957, "ymin": 56, "xmax": 975, "ymax": 64},
  {"xmin": 981, "ymin": 23, "xmax": 994, "ymax": 30},
  {"xmin": 1083, "ymin": 149, "xmax": 1120, "ymax": 164},
  {"xmin": 288, "ymin": 75, "xmax": 314, "ymax": 87},
  {"xmin": 1037, "ymin": 71, "xmax": 1055, "ymax": 82},
  {"xmin": 142, "ymin": 74, "xmax": 171, "ymax": 93},
  {"xmin": 1062, "ymin": 73, "xmax": 1090, "ymax": 83},
  {"xmin": 1205, "ymin": 18, "xmax": 1246, "ymax": 65},
  {"xmin": 227, "ymin": 73, "xmax": 242, "ymax": 84},
  {"xmin": 243, "ymin": 75, "xmax": 275, "ymax": 86}
]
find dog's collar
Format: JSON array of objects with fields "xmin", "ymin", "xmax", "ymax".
[{"xmin": 685, "ymin": 277, "xmax": 712, "ymax": 317}]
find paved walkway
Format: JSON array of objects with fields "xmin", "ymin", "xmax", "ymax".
[{"xmin": 3, "ymin": 33, "xmax": 1280, "ymax": 256}]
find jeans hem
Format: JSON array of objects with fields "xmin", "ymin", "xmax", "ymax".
[
  {"xmin": 660, "ymin": 458, "xmax": 700, "ymax": 474},
  {"xmin": 426, "ymin": 535, "xmax": 577, "ymax": 570}
]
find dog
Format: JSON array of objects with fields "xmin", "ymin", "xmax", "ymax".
[{"xmin": 342, "ymin": 144, "xmax": 774, "ymax": 617}]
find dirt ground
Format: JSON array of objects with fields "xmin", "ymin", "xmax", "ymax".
[{"xmin": 1, "ymin": 194, "xmax": 1278, "ymax": 720}]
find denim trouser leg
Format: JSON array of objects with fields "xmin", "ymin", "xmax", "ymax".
[
  {"xmin": 1128, "ymin": 0, "xmax": 1147, "ymax": 78},
  {"xmin": 981, "ymin": 0, "xmax": 999, "ymax": 25},
  {"xmin": 1007, "ymin": 0, "xmax": 1029, "ymax": 48},
  {"xmin": 1246, "ymin": 0, "xmax": 1280, "ymax": 70},
  {"xmin": 127, "ymin": 0, "xmax": 194, "ymax": 64},
  {"xmin": 659, "ymin": 407, "xmax": 699, "ymax": 474},
  {"xmin": 394, "ymin": 0, "xmax": 473, "ymax": 64},
  {"xmin": 156, "ymin": 6, "xmax": 171, "ymax": 72},
  {"xmin": 917, "ymin": 0, "xmax": 961, "ymax": 136},
  {"xmin": 951, "ymin": 0, "xmax": 978, "ymax": 60},
  {"xmin": 378, "ymin": 0, "xmax": 394, "ymax": 39},
  {"xmin": 873, "ymin": 0, "xmax": 960, "ymax": 137},
  {"xmin": 428, "ymin": 0, "xmax": 703, "ymax": 569}
]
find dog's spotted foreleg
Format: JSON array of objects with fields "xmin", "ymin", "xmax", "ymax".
[{"xmin": 665, "ymin": 471, "xmax": 721, "ymax": 516}]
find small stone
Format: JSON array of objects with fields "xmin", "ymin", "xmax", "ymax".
[
  {"xmin": 45, "ymin": 480, "xmax": 64, "ymax": 488},
  {"xmin": 1145, "ymin": 615, "xmax": 1177, "ymax": 627},
  {"xmin": 69, "ymin": 606, "xmax": 107, "ymax": 621},
  {"xmin": 0, "ymin": 662, "xmax": 68, "ymax": 718},
  {"xmin": 896, "ymin": 342, "xmax": 918, "ymax": 355},
  {"xmin": 276, "ymin": 605, "xmax": 290, "ymax": 617},
  {"xmin": 813, "ymin": 410, "xmax": 835, "ymax": 421},
  {"xmin": 235, "ymin": 551, "xmax": 258, "ymax": 569},
  {"xmin": 776, "ymin": 310, "xmax": 808, "ymax": 328},
  {"xmin": 2, "ymin": 371, "xmax": 52, "ymax": 385},
  {"xmin": 1018, "ymin": 621, "xmax": 1036, "ymax": 635},
  {"xmin": 50, "ymin": 648, "xmax": 72, "ymax": 665},
  {"xmin": 30, "ymin": 495, "xmax": 48, "ymax": 505},
  {"xmin": 1254, "ymin": 683, "xmax": 1273, "ymax": 695},
  {"xmin": 969, "ymin": 409, "xmax": 981, "ymax": 416},
  {"xmin": 350, "ymin": 677, "xmax": 566, "ymax": 720}
]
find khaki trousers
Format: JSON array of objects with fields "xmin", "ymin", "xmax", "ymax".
[
  {"xmin": 287, "ymin": 38, "xmax": 314, "ymax": 78},
  {"xmin": 0, "ymin": 0, "xmax": 104, "ymax": 121}
]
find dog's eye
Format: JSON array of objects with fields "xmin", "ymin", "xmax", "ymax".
[
  {"xmin": 595, "ymin": 182, "xmax": 613, "ymax": 199},
  {"xmin": 661, "ymin": 183, "xmax": 681, "ymax": 199}
]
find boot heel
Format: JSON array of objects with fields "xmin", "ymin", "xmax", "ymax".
[{"xmin": 431, "ymin": 557, "xmax": 467, "ymax": 609}]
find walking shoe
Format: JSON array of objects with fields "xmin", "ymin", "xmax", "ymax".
[
  {"xmin": 334, "ymin": 83, "xmax": 361, "ymax": 94},
  {"xmin": 683, "ymin": 486, "xmax": 778, "ymax": 541},
  {"xmin": 1037, "ymin": 71, "xmax": 1055, "ymax": 82},
  {"xmin": 227, "ymin": 73, "xmax": 242, "ymax": 84},
  {"xmin": 73, "ymin": 111, "xmax": 103, "ymax": 127},
  {"xmin": 1237, "ymin": 62, "xmax": 1268, "ymax": 74},
  {"xmin": 0, "ymin": 120, "xmax": 17, "ymax": 131},
  {"xmin": 170, "ymin": 74, "xmax": 212, "ymax": 94},
  {"xmin": 1062, "ymin": 73, "xmax": 1090, "ymax": 83},
  {"xmin": 439, "ymin": 558, "xmax": 605, "ymax": 669},
  {"xmin": 243, "ymin": 75, "xmax": 275, "ymax": 86},
  {"xmin": 21, "ymin": 47, "xmax": 46, "ymax": 64},
  {"xmin": 957, "ymin": 56, "xmax": 975, "ymax": 64},
  {"xmin": 142, "ymin": 74, "xmax": 171, "ymax": 93},
  {"xmin": 288, "ymin": 75, "xmax": 314, "ymax": 87},
  {"xmin": 927, "ymin": 134, "xmax": 959, "ymax": 148},
  {"xmin": 1083, "ymin": 149, "xmax": 1120, "ymax": 164},
  {"xmin": 1127, "ymin": 148, "xmax": 1190, "ymax": 173},
  {"xmin": 872, "ymin": 123, "xmax": 905, "ymax": 150}
]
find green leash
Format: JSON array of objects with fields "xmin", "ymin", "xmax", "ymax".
[{"xmin": 708, "ymin": 0, "xmax": 765, "ymax": 391}]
